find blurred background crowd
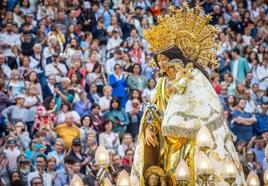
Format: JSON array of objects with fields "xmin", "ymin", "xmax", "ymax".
[{"xmin": 0, "ymin": 0, "xmax": 267, "ymax": 185}]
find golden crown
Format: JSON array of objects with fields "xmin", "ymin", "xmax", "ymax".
[{"xmin": 144, "ymin": 3, "xmax": 219, "ymax": 69}]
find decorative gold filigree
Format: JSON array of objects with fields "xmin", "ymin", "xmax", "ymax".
[{"xmin": 144, "ymin": 3, "xmax": 219, "ymax": 70}]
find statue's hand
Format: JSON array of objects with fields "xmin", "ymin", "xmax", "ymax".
[{"xmin": 145, "ymin": 126, "xmax": 159, "ymax": 147}]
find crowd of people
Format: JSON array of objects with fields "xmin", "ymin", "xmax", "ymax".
[{"xmin": 0, "ymin": 0, "xmax": 267, "ymax": 185}]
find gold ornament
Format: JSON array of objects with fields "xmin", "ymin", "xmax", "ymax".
[{"xmin": 144, "ymin": 3, "xmax": 219, "ymax": 70}]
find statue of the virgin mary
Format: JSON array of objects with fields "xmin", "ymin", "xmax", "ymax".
[{"xmin": 131, "ymin": 4, "xmax": 246, "ymax": 186}]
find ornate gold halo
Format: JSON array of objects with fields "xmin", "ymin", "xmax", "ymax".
[
  {"xmin": 145, "ymin": 166, "xmax": 165, "ymax": 180},
  {"xmin": 144, "ymin": 3, "xmax": 219, "ymax": 69}
]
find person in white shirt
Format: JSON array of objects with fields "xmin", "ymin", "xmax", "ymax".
[
  {"xmin": 106, "ymin": 29, "xmax": 122, "ymax": 58},
  {"xmin": 42, "ymin": 35, "xmax": 57, "ymax": 60},
  {"xmin": 45, "ymin": 53, "xmax": 67, "ymax": 83},
  {"xmin": 244, "ymin": 89, "xmax": 257, "ymax": 114},
  {"xmin": 105, "ymin": 49, "xmax": 124, "ymax": 75},
  {"xmin": 99, "ymin": 120, "xmax": 120, "ymax": 151},
  {"xmin": 218, "ymin": 32, "xmax": 232, "ymax": 56},
  {"xmin": 117, "ymin": 133, "xmax": 134, "ymax": 158},
  {"xmin": 64, "ymin": 39, "xmax": 82, "ymax": 68},
  {"xmin": 4, "ymin": 137, "xmax": 21, "ymax": 171},
  {"xmin": 250, "ymin": 1, "xmax": 260, "ymax": 21},
  {"xmin": 27, "ymin": 155, "xmax": 52, "ymax": 186},
  {"xmin": 31, "ymin": 43, "xmax": 45, "ymax": 72},
  {"xmin": 99, "ymin": 85, "xmax": 113, "ymax": 114},
  {"xmin": 242, "ymin": 28, "xmax": 252, "ymax": 46},
  {"xmin": 142, "ymin": 78, "xmax": 156, "ymax": 101},
  {"xmin": 256, "ymin": 54, "xmax": 268, "ymax": 91},
  {"xmin": 0, "ymin": 22, "xmax": 21, "ymax": 56}
]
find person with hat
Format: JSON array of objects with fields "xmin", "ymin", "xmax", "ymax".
[{"xmin": 69, "ymin": 138, "xmax": 88, "ymax": 174}]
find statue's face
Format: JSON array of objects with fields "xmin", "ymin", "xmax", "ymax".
[
  {"xmin": 148, "ymin": 174, "xmax": 159, "ymax": 186},
  {"xmin": 156, "ymin": 54, "xmax": 170, "ymax": 72}
]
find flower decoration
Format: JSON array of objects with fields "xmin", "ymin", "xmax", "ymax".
[
  {"xmin": 172, "ymin": 63, "xmax": 194, "ymax": 94},
  {"xmin": 176, "ymin": 63, "xmax": 194, "ymax": 80}
]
